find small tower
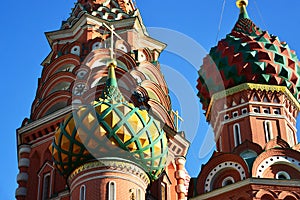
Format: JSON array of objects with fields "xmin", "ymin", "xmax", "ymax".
[
  {"xmin": 191, "ymin": 0, "xmax": 300, "ymax": 199},
  {"xmin": 15, "ymin": 0, "xmax": 190, "ymax": 199}
]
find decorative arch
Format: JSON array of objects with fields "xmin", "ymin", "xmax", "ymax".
[
  {"xmin": 148, "ymin": 100, "xmax": 174, "ymax": 130},
  {"xmin": 83, "ymin": 49, "xmax": 137, "ymax": 71},
  {"xmin": 278, "ymin": 191, "xmax": 299, "ymax": 200},
  {"xmin": 196, "ymin": 152, "xmax": 249, "ymax": 195},
  {"xmin": 233, "ymin": 140, "xmax": 263, "ymax": 156},
  {"xmin": 265, "ymin": 136, "xmax": 290, "ymax": 150},
  {"xmin": 39, "ymin": 72, "xmax": 75, "ymax": 98},
  {"xmin": 32, "ymin": 91, "xmax": 71, "ymax": 120},
  {"xmin": 43, "ymin": 54, "xmax": 80, "ymax": 82},
  {"xmin": 252, "ymin": 148, "xmax": 300, "ymax": 178},
  {"xmin": 141, "ymin": 80, "xmax": 171, "ymax": 111},
  {"xmin": 138, "ymin": 61, "xmax": 169, "ymax": 95},
  {"xmin": 255, "ymin": 189, "xmax": 276, "ymax": 199}
]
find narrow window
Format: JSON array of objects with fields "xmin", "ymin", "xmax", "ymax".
[
  {"xmin": 287, "ymin": 128, "xmax": 295, "ymax": 146},
  {"xmin": 222, "ymin": 176, "xmax": 235, "ymax": 187},
  {"xmin": 233, "ymin": 123, "xmax": 241, "ymax": 147},
  {"xmin": 136, "ymin": 189, "xmax": 142, "ymax": 200},
  {"xmin": 161, "ymin": 182, "xmax": 166, "ymax": 200},
  {"xmin": 42, "ymin": 174, "xmax": 50, "ymax": 200},
  {"xmin": 219, "ymin": 136, "xmax": 222, "ymax": 151},
  {"xmin": 276, "ymin": 171, "xmax": 290, "ymax": 180},
  {"xmin": 264, "ymin": 121, "xmax": 273, "ymax": 142},
  {"xmin": 108, "ymin": 181, "xmax": 116, "ymax": 200},
  {"xmin": 80, "ymin": 185, "xmax": 86, "ymax": 200}
]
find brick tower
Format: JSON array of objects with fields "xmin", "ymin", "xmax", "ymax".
[
  {"xmin": 15, "ymin": 0, "xmax": 190, "ymax": 199},
  {"xmin": 190, "ymin": 0, "xmax": 300, "ymax": 199}
]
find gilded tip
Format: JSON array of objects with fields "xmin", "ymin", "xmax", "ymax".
[
  {"xmin": 107, "ymin": 59, "xmax": 117, "ymax": 68},
  {"xmin": 236, "ymin": 0, "xmax": 248, "ymax": 9}
]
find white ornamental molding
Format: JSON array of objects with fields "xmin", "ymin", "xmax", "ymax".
[
  {"xmin": 18, "ymin": 158, "xmax": 30, "ymax": 167},
  {"xmin": 17, "ymin": 173, "xmax": 29, "ymax": 182},
  {"xmin": 15, "ymin": 187, "xmax": 27, "ymax": 196},
  {"xmin": 19, "ymin": 145, "xmax": 31, "ymax": 155},
  {"xmin": 204, "ymin": 162, "xmax": 246, "ymax": 193},
  {"xmin": 256, "ymin": 156, "xmax": 300, "ymax": 178}
]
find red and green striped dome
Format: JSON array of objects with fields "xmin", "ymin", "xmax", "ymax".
[{"xmin": 197, "ymin": 4, "xmax": 300, "ymax": 110}]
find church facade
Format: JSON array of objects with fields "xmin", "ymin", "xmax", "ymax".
[{"xmin": 15, "ymin": 0, "xmax": 300, "ymax": 200}]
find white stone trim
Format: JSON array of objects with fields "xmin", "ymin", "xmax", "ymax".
[
  {"xmin": 175, "ymin": 170, "xmax": 187, "ymax": 179},
  {"xmin": 17, "ymin": 173, "xmax": 29, "ymax": 182},
  {"xmin": 256, "ymin": 156, "xmax": 300, "ymax": 178},
  {"xmin": 19, "ymin": 145, "xmax": 31, "ymax": 155},
  {"xmin": 15, "ymin": 187, "xmax": 27, "ymax": 196},
  {"xmin": 204, "ymin": 162, "xmax": 246, "ymax": 193},
  {"xmin": 18, "ymin": 158, "xmax": 30, "ymax": 167},
  {"xmin": 175, "ymin": 157, "xmax": 186, "ymax": 165}
]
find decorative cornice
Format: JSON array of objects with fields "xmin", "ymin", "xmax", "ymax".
[
  {"xmin": 191, "ymin": 178, "xmax": 300, "ymax": 200},
  {"xmin": 206, "ymin": 83, "xmax": 300, "ymax": 119},
  {"xmin": 68, "ymin": 159, "xmax": 150, "ymax": 185},
  {"xmin": 255, "ymin": 155, "xmax": 300, "ymax": 178},
  {"xmin": 17, "ymin": 105, "xmax": 72, "ymax": 135}
]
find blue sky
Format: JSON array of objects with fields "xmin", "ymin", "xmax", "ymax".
[{"xmin": 1, "ymin": 0, "xmax": 300, "ymax": 199}]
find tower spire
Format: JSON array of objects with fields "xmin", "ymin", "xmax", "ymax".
[
  {"xmin": 101, "ymin": 60, "xmax": 125, "ymax": 103},
  {"xmin": 236, "ymin": 0, "xmax": 249, "ymax": 19}
]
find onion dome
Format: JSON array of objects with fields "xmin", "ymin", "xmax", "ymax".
[
  {"xmin": 197, "ymin": 0, "xmax": 300, "ymax": 110},
  {"xmin": 51, "ymin": 60, "xmax": 168, "ymax": 180}
]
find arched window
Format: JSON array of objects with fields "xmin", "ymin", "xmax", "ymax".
[
  {"xmin": 276, "ymin": 171, "xmax": 290, "ymax": 180},
  {"xmin": 80, "ymin": 185, "xmax": 86, "ymax": 200},
  {"xmin": 42, "ymin": 173, "xmax": 51, "ymax": 200},
  {"xmin": 161, "ymin": 182, "xmax": 166, "ymax": 200},
  {"xmin": 240, "ymin": 150, "xmax": 257, "ymax": 160},
  {"xmin": 233, "ymin": 123, "xmax": 242, "ymax": 147},
  {"xmin": 264, "ymin": 121, "xmax": 273, "ymax": 142},
  {"xmin": 261, "ymin": 194, "xmax": 275, "ymax": 200},
  {"xmin": 108, "ymin": 181, "xmax": 116, "ymax": 200},
  {"xmin": 222, "ymin": 176, "xmax": 235, "ymax": 187}
]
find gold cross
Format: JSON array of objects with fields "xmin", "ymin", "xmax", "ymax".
[{"xmin": 172, "ymin": 110, "xmax": 184, "ymax": 131}]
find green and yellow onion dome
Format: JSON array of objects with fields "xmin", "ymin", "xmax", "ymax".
[
  {"xmin": 51, "ymin": 61, "xmax": 168, "ymax": 181},
  {"xmin": 197, "ymin": 1, "xmax": 300, "ymax": 110}
]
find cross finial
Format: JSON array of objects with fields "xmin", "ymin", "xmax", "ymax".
[
  {"xmin": 236, "ymin": 0, "xmax": 248, "ymax": 8},
  {"xmin": 236, "ymin": 0, "xmax": 249, "ymax": 19},
  {"xmin": 100, "ymin": 23, "xmax": 117, "ymax": 60},
  {"xmin": 172, "ymin": 110, "xmax": 184, "ymax": 131}
]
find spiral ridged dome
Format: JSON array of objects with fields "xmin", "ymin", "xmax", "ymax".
[
  {"xmin": 51, "ymin": 61, "xmax": 168, "ymax": 180},
  {"xmin": 197, "ymin": 4, "xmax": 300, "ymax": 110}
]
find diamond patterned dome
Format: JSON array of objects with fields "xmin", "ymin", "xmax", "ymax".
[{"xmin": 51, "ymin": 61, "xmax": 168, "ymax": 180}]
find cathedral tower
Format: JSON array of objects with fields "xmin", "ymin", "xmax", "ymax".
[
  {"xmin": 15, "ymin": 1, "xmax": 190, "ymax": 199},
  {"xmin": 190, "ymin": 0, "xmax": 300, "ymax": 199}
]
